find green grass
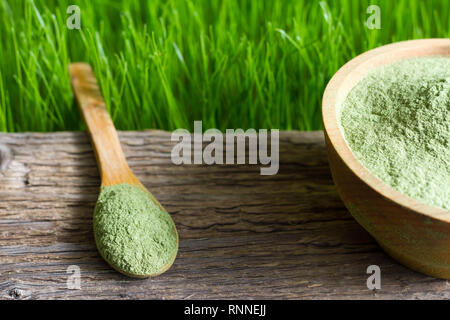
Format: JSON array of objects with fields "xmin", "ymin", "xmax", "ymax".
[{"xmin": 0, "ymin": 0, "xmax": 449, "ymax": 132}]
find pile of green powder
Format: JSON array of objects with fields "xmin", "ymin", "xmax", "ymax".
[
  {"xmin": 340, "ymin": 56, "xmax": 449, "ymax": 210},
  {"xmin": 94, "ymin": 183, "xmax": 178, "ymax": 276}
]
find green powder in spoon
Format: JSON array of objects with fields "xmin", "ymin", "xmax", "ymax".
[
  {"xmin": 94, "ymin": 183, "xmax": 178, "ymax": 276},
  {"xmin": 339, "ymin": 56, "xmax": 449, "ymax": 210}
]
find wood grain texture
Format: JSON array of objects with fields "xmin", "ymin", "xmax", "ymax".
[{"xmin": 0, "ymin": 130, "xmax": 448, "ymax": 300}]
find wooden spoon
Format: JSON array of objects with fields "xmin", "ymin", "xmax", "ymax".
[{"xmin": 69, "ymin": 63, "xmax": 178, "ymax": 278}]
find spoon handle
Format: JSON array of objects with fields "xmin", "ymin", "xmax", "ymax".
[{"xmin": 69, "ymin": 63, "xmax": 136, "ymax": 186}]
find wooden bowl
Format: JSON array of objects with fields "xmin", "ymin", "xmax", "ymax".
[{"xmin": 322, "ymin": 39, "xmax": 450, "ymax": 279}]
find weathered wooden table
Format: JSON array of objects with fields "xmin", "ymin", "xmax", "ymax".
[{"xmin": 0, "ymin": 131, "xmax": 448, "ymax": 299}]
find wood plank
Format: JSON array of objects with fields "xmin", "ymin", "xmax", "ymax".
[{"xmin": 0, "ymin": 131, "xmax": 447, "ymax": 300}]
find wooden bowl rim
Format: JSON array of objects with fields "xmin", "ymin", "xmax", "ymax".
[{"xmin": 322, "ymin": 38, "xmax": 450, "ymax": 222}]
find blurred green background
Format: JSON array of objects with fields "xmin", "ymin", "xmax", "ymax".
[{"xmin": 0, "ymin": 0, "xmax": 449, "ymax": 132}]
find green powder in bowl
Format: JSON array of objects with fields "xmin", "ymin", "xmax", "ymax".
[
  {"xmin": 93, "ymin": 183, "xmax": 178, "ymax": 276},
  {"xmin": 339, "ymin": 56, "xmax": 449, "ymax": 211}
]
